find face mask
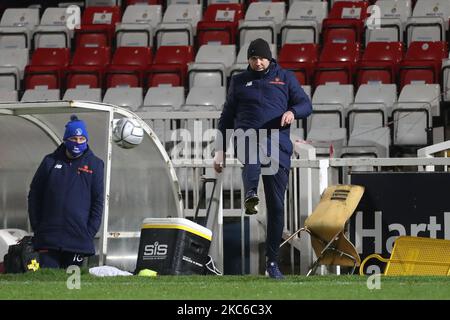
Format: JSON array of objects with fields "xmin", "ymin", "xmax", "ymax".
[{"xmin": 65, "ymin": 140, "xmax": 87, "ymax": 158}]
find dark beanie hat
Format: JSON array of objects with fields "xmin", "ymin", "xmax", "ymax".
[
  {"xmin": 63, "ymin": 115, "xmax": 89, "ymax": 141},
  {"xmin": 247, "ymin": 38, "xmax": 272, "ymax": 60}
]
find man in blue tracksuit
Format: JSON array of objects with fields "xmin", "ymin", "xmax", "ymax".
[
  {"xmin": 28, "ymin": 115, "xmax": 104, "ymax": 269},
  {"xmin": 214, "ymin": 39, "xmax": 312, "ymax": 279}
]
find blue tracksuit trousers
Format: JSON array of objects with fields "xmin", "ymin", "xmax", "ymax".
[
  {"xmin": 38, "ymin": 249, "xmax": 85, "ymax": 269},
  {"xmin": 242, "ymin": 164, "xmax": 289, "ymax": 262}
]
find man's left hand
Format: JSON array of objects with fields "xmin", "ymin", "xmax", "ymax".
[{"xmin": 281, "ymin": 110, "xmax": 295, "ymax": 127}]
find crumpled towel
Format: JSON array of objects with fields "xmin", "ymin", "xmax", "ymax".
[{"xmin": 89, "ymin": 265, "xmax": 133, "ymax": 277}]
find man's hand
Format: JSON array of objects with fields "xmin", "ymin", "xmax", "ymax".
[
  {"xmin": 281, "ymin": 110, "xmax": 295, "ymax": 127},
  {"xmin": 213, "ymin": 150, "xmax": 224, "ymax": 173}
]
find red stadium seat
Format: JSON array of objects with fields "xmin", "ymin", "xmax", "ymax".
[
  {"xmin": 247, "ymin": 0, "xmax": 285, "ymax": 2},
  {"xmin": 24, "ymin": 48, "xmax": 70, "ymax": 90},
  {"xmin": 146, "ymin": 45, "xmax": 194, "ymax": 88},
  {"xmin": 321, "ymin": 1, "xmax": 369, "ymax": 44},
  {"xmin": 196, "ymin": 4, "xmax": 244, "ymax": 47},
  {"xmin": 105, "ymin": 47, "xmax": 153, "ymax": 88},
  {"xmin": 314, "ymin": 42, "xmax": 361, "ymax": 87},
  {"xmin": 361, "ymin": 42, "xmax": 404, "ymax": 66},
  {"xmin": 356, "ymin": 42, "xmax": 404, "ymax": 87},
  {"xmin": 75, "ymin": 6, "xmax": 122, "ymax": 48},
  {"xmin": 399, "ymin": 41, "xmax": 448, "ymax": 89},
  {"xmin": 125, "ymin": 0, "xmax": 161, "ymax": 4},
  {"xmin": 356, "ymin": 61, "xmax": 396, "ymax": 86},
  {"xmin": 278, "ymin": 43, "xmax": 319, "ymax": 85},
  {"xmin": 66, "ymin": 47, "xmax": 111, "ymax": 89},
  {"xmin": 319, "ymin": 42, "xmax": 361, "ymax": 65}
]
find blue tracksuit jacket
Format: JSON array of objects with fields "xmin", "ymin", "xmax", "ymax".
[
  {"xmin": 217, "ymin": 60, "xmax": 312, "ymax": 169},
  {"xmin": 28, "ymin": 144, "xmax": 104, "ymax": 255}
]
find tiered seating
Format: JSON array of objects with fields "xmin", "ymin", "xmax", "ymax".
[
  {"xmin": 312, "ymin": 83, "xmax": 355, "ymax": 123},
  {"xmin": 0, "ymin": 89, "xmax": 18, "ymax": 102},
  {"xmin": 0, "ymin": 0, "xmax": 447, "ymax": 159},
  {"xmin": 365, "ymin": 0, "xmax": 412, "ymax": 45},
  {"xmin": 86, "ymin": 0, "xmax": 121, "ymax": 6},
  {"xmin": 125, "ymin": 0, "xmax": 162, "ymax": 4},
  {"xmin": 63, "ymin": 86, "xmax": 103, "ymax": 102},
  {"xmin": 397, "ymin": 83, "xmax": 441, "ymax": 117},
  {"xmin": 142, "ymin": 86, "xmax": 185, "ymax": 110},
  {"xmin": 140, "ymin": 86, "xmax": 185, "ymax": 148},
  {"xmin": 353, "ymin": 83, "xmax": 397, "ymax": 117},
  {"xmin": 399, "ymin": 41, "xmax": 448, "ymax": 89},
  {"xmin": 207, "ymin": 0, "xmax": 242, "ymax": 3},
  {"xmin": 247, "ymin": 0, "xmax": 285, "ymax": 4},
  {"xmin": 314, "ymin": 42, "xmax": 361, "ymax": 87},
  {"xmin": 278, "ymin": 43, "xmax": 319, "ymax": 86},
  {"xmin": 0, "ymin": 48, "xmax": 29, "ymax": 91},
  {"xmin": 115, "ymin": 4, "xmax": 162, "ymax": 47},
  {"xmin": 187, "ymin": 44, "xmax": 236, "ymax": 89},
  {"xmin": 154, "ymin": 4, "xmax": 202, "ymax": 48},
  {"xmin": 66, "ymin": 46, "xmax": 111, "ymax": 89},
  {"xmin": 183, "ymin": 86, "xmax": 226, "ymax": 110},
  {"xmin": 103, "ymin": 87, "xmax": 143, "ymax": 111},
  {"xmin": 75, "ymin": 6, "xmax": 122, "ymax": 48},
  {"xmin": 280, "ymin": 1, "xmax": 328, "ymax": 45},
  {"xmin": 321, "ymin": 1, "xmax": 369, "ymax": 44},
  {"xmin": 238, "ymin": 2, "xmax": 285, "ymax": 47},
  {"xmin": 196, "ymin": 3, "xmax": 244, "ymax": 47},
  {"xmin": 405, "ymin": 0, "xmax": 450, "ymax": 46},
  {"xmin": 168, "ymin": 0, "xmax": 202, "ymax": 4},
  {"xmin": 178, "ymin": 86, "xmax": 226, "ymax": 177},
  {"xmin": 32, "ymin": 7, "xmax": 75, "ymax": 50},
  {"xmin": 105, "ymin": 46, "xmax": 152, "ymax": 88},
  {"xmin": 24, "ymin": 48, "xmax": 70, "ymax": 90},
  {"xmin": 392, "ymin": 84, "xmax": 440, "ymax": 151},
  {"xmin": 356, "ymin": 41, "xmax": 404, "ymax": 87},
  {"xmin": 21, "ymin": 87, "xmax": 60, "ymax": 102},
  {"xmin": 175, "ymin": 86, "xmax": 226, "ymax": 181},
  {"xmin": 346, "ymin": 84, "xmax": 395, "ymax": 158},
  {"xmin": 0, "ymin": 8, "xmax": 40, "ymax": 49},
  {"xmin": 146, "ymin": 45, "xmax": 194, "ymax": 88},
  {"xmin": 307, "ymin": 84, "xmax": 354, "ymax": 155}
]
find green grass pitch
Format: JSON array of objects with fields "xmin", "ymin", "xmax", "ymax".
[{"xmin": 0, "ymin": 269, "xmax": 449, "ymax": 300}]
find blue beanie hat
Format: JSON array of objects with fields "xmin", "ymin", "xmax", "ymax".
[{"xmin": 63, "ymin": 115, "xmax": 89, "ymax": 141}]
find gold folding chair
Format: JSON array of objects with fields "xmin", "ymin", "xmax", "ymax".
[
  {"xmin": 281, "ymin": 184, "xmax": 365, "ymax": 276},
  {"xmin": 360, "ymin": 236, "xmax": 450, "ymax": 276}
]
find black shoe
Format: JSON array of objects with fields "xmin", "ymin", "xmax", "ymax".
[{"xmin": 244, "ymin": 191, "xmax": 259, "ymax": 215}]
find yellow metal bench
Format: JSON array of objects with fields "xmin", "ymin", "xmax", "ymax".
[
  {"xmin": 360, "ymin": 236, "xmax": 450, "ymax": 276},
  {"xmin": 281, "ymin": 184, "xmax": 365, "ymax": 276}
]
